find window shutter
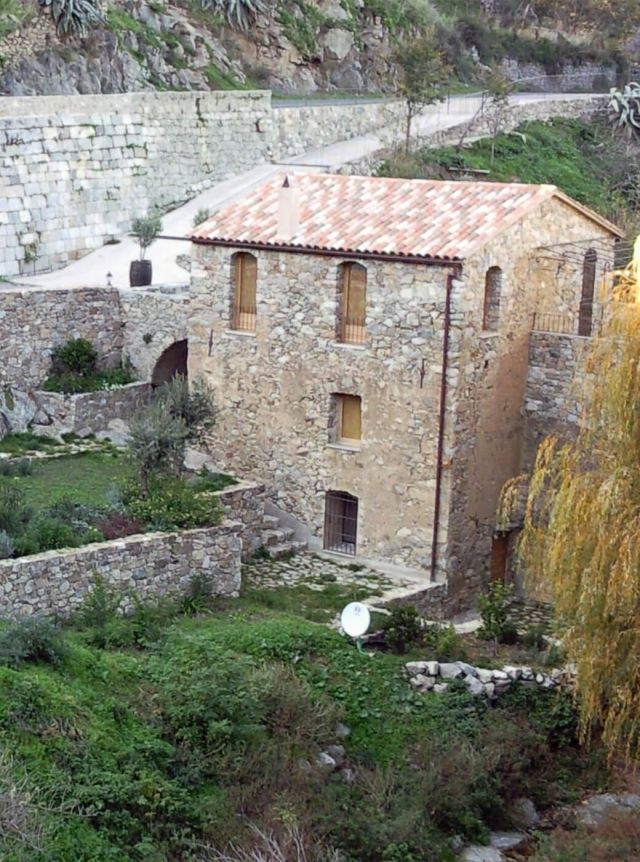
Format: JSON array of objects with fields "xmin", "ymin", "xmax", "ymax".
[{"xmin": 341, "ymin": 395, "xmax": 361, "ymax": 441}]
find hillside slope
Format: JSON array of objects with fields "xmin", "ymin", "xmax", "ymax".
[{"xmin": 0, "ymin": 0, "xmax": 627, "ymax": 97}]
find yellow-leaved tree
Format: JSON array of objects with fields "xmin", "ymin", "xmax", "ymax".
[{"xmin": 520, "ymin": 242, "xmax": 640, "ymax": 760}]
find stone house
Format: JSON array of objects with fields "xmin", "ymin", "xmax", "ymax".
[{"xmin": 188, "ymin": 173, "xmax": 621, "ymax": 609}]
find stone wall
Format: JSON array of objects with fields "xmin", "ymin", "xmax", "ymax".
[
  {"xmin": 120, "ymin": 286, "xmax": 190, "ymax": 383},
  {"xmin": 33, "ymin": 382, "xmax": 152, "ymax": 438},
  {"xmin": 0, "ymin": 286, "xmax": 124, "ymax": 388},
  {"xmin": 0, "ymin": 521, "xmax": 242, "ymax": 619},
  {"xmin": 523, "ymin": 331, "xmax": 588, "ymax": 468},
  {"xmin": 216, "ymin": 480, "xmax": 267, "ymax": 560},
  {"xmin": 0, "ymin": 90, "xmax": 272, "ymax": 277},
  {"xmin": 430, "ymin": 198, "xmax": 615, "ymax": 607},
  {"xmin": 271, "ymin": 100, "xmax": 404, "ymax": 159}
]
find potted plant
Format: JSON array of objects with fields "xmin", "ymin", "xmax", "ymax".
[{"xmin": 130, "ymin": 212, "xmax": 162, "ymax": 287}]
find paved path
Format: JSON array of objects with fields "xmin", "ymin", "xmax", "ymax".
[{"xmin": 12, "ymin": 92, "xmax": 597, "ymax": 292}]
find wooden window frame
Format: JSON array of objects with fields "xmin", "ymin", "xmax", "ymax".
[
  {"xmin": 482, "ymin": 266, "xmax": 502, "ymax": 332},
  {"xmin": 339, "ymin": 263, "xmax": 367, "ymax": 345},
  {"xmin": 338, "ymin": 394, "xmax": 361, "ymax": 445},
  {"xmin": 231, "ymin": 252, "xmax": 257, "ymax": 333}
]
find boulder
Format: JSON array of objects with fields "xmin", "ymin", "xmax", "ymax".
[
  {"xmin": 460, "ymin": 847, "xmax": 504, "ymax": 862},
  {"xmin": 425, "ymin": 660, "xmax": 440, "ymax": 676},
  {"xmin": 465, "ymin": 675, "xmax": 485, "ymax": 696},
  {"xmin": 457, "ymin": 661, "xmax": 478, "ymax": 677},
  {"xmin": 406, "ymin": 661, "xmax": 428, "ymax": 677},
  {"xmin": 489, "ymin": 832, "xmax": 529, "ymax": 852},
  {"xmin": 576, "ymin": 793, "xmax": 640, "ymax": 828},
  {"xmin": 316, "ymin": 752, "xmax": 337, "ymax": 770},
  {"xmin": 511, "ymin": 797, "xmax": 540, "ymax": 829},
  {"xmin": 440, "ymin": 662, "xmax": 465, "ymax": 679},
  {"xmin": 326, "ymin": 744, "xmax": 346, "ymax": 768},
  {"xmin": 321, "ymin": 28, "xmax": 354, "ymax": 62},
  {"xmin": 477, "ymin": 668, "xmax": 493, "ymax": 684}
]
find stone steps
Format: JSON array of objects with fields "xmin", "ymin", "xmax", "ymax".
[
  {"xmin": 266, "ymin": 541, "xmax": 308, "ymax": 560},
  {"xmin": 258, "ymin": 513, "xmax": 307, "ymax": 559}
]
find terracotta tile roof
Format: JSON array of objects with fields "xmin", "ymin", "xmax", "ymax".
[{"xmin": 189, "ymin": 173, "xmax": 623, "ymax": 262}]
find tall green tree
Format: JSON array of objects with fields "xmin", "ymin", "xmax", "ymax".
[
  {"xmin": 519, "ymin": 258, "xmax": 640, "ymax": 759},
  {"xmin": 393, "ymin": 33, "xmax": 450, "ymax": 152}
]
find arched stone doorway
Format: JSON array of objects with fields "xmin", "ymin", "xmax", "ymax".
[{"xmin": 151, "ymin": 339, "xmax": 188, "ymax": 387}]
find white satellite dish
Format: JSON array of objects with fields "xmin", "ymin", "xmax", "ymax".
[{"xmin": 340, "ymin": 602, "xmax": 371, "ymax": 639}]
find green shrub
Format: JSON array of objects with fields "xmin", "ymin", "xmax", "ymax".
[
  {"xmin": 193, "ymin": 207, "xmax": 211, "ymax": 227},
  {"xmin": 123, "ymin": 475, "xmax": 222, "ymax": 530},
  {"xmin": 0, "ymin": 458, "xmax": 33, "ymax": 478},
  {"xmin": 383, "ymin": 604, "xmax": 423, "ymax": 654},
  {"xmin": 47, "ymin": 0, "xmax": 104, "ymax": 36},
  {"xmin": 423, "ymin": 621, "xmax": 463, "ymax": 660},
  {"xmin": 477, "ymin": 581, "xmax": 515, "ymax": 647},
  {"xmin": 0, "ymin": 530, "xmax": 13, "ymax": 559},
  {"xmin": 192, "ymin": 467, "xmax": 237, "ymax": 493},
  {"xmin": 13, "ymin": 516, "xmax": 82, "ymax": 556},
  {"xmin": 162, "ymin": 374, "xmax": 216, "ymax": 443},
  {"xmin": 51, "ymin": 338, "xmax": 98, "ymax": 377},
  {"xmin": 0, "ymin": 482, "xmax": 32, "ymax": 536},
  {"xmin": 0, "ymin": 617, "xmax": 67, "ymax": 669},
  {"xmin": 522, "ymin": 624, "xmax": 547, "ymax": 651},
  {"xmin": 180, "ymin": 572, "xmax": 214, "ymax": 616}
]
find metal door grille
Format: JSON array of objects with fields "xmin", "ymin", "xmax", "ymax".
[
  {"xmin": 324, "ymin": 491, "xmax": 358, "ymax": 556},
  {"xmin": 340, "ymin": 316, "xmax": 366, "ymax": 345},
  {"xmin": 232, "ymin": 303, "xmax": 256, "ymax": 332}
]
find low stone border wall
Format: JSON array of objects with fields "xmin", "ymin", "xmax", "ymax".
[
  {"xmin": 216, "ymin": 481, "xmax": 266, "ymax": 561},
  {"xmin": 0, "ymin": 520, "xmax": 243, "ymax": 619},
  {"xmin": 405, "ymin": 659, "xmax": 571, "ymax": 699},
  {"xmin": 34, "ymin": 382, "xmax": 152, "ymax": 438}
]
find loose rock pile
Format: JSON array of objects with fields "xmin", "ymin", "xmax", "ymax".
[{"xmin": 405, "ymin": 660, "xmax": 572, "ymax": 699}]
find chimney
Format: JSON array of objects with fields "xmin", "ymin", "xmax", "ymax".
[{"xmin": 276, "ymin": 175, "xmax": 300, "ymax": 242}]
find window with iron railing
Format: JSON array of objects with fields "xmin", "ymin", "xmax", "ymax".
[
  {"xmin": 338, "ymin": 263, "xmax": 367, "ymax": 345},
  {"xmin": 231, "ymin": 252, "xmax": 257, "ymax": 333}
]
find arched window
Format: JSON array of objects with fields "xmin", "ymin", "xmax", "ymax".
[
  {"xmin": 338, "ymin": 262, "xmax": 366, "ymax": 344},
  {"xmin": 482, "ymin": 266, "xmax": 502, "ymax": 332},
  {"xmin": 578, "ymin": 249, "xmax": 597, "ymax": 337},
  {"xmin": 324, "ymin": 491, "xmax": 359, "ymax": 556},
  {"xmin": 231, "ymin": 252, "xmax": 257, "ymax": 332}
]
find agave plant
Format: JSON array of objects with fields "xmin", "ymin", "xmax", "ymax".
[
  {"xmin": 609, "ymin": 82, "xmax": 640, "ymax": 141},
  {"xmin": 199, "ymin": 0, "xmax": 267, "ymax": 31},
  {"xmin": 39, "ymin": 0, "xmax": 103, "ymax": 37}
]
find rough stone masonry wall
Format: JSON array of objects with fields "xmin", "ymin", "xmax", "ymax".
[
  {"xmin": 523, "ymin": 331, "xmax": 588, "ymax": 469},
  {"xmin": 271, "ymin": 99, "xmax": 404, "ymax": 160},
  {"xmin": 217, "ymin": 480, "xmax": 267, "ymax": 561},
  {"xmin": 190, "ymin": 244, "xmax": 451, "ymax": 573},
  {"xmin": 0, "ymin": 90, "xmax": 271, "ymax": 277},
  {"xmin": 120, "ymin": 286, "xmax": 190, "ymax": 383},
  {"xmin": 0, "ymin": 286, "xmax": 124, "ymax": 388},
  {"xmin": 0, "ymin": 522, "xmax": 242, "ymax": 619},
  {"xmin": 33, "ymin": 382, "xmax": 152, "ymax": 438},
  {"xmin": 442, "ymin": 199, "xmax": 615, "ymax": 608}
]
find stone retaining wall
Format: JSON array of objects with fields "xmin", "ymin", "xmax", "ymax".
[
  {"xmin": 0, "ymin": 90, "xmax": 271, "ymax": 276},
  {"xmin": 34, "ymin": 382, "xmax": 152, "ymax": 438},
  {"xmin": 0, "ymin": 521, "xmax": 242, "ymax": 618},
  {"xmin": 271, "ymin": 100, "xmax": 404, "ymax": 159}
]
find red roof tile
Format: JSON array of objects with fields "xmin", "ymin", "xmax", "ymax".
[{"xmin": 189, "ymin": 173, "xmax": 622, "ymax": 261}]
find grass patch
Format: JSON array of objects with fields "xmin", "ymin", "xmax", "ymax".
[
  {"xmin": 0, "ymin": 432, "xmax": 62, "ymax": 455},
  {"xmin": 16, "ymin": 451, "xmax": 132, "ymax": 511},
  {"xmin": 0, "ymin": 594, "xmax": 609, "ymax": 861}
]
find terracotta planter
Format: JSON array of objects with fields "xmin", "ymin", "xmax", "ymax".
[{"xmin": 129, "ymin": 259, "xmax": 152, "ymax": 287}]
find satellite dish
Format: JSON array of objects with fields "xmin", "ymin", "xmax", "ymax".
[{"xmin": 340, "ymin": 602, "xmax": 371, "ymax": 639}]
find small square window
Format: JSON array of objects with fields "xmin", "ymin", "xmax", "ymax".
[{"xmin": 330, "ymin": 393, "xmax": 362, "ymax": 445}]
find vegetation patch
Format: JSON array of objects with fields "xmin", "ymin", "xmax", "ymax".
[
  {"xmin": 0, "ymin": 577, "xmax": 610, "ymax": 861},
  {"xmin": 42, "ymin": 339, "xmax": 135, "ymax": 395}
]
